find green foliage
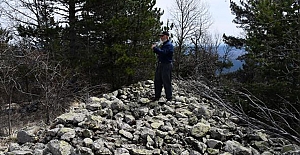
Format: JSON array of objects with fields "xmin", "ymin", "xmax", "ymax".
[
  {"xmin": 229, "ymin": 0, "xmax": 300, "ymax": 99},
  {"xmin": 14, "ymin": 0, "xmax": 163, "ymax": 89},
  {"xmin": 0, "ymin": 0, "xmax": 164, "ymax": 128},
  {"xmin": 69, "ymin": 0, "xmax": 163, "ymax": 88},
  {"xmin": 222, "ymin": 34, "xmax": 245, "ymax": 49},
  {"xmin": 216, "ymin": 60, "xmax": 233, "ymax": 71},
  {"xmin": 225, "ymin": 0, "xmax": 300, "ymax": 143}
]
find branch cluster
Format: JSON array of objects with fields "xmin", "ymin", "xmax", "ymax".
[{"xmin": 176, "ymin": 78, "xmax": 300, "ymax": 145}]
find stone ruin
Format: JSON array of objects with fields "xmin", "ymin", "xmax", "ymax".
[{"xmin": 1, "ymin": 80, "xmax": 300, "ymax": 155}]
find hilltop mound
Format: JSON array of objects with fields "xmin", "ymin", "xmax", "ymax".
[{"xmin": 1, "ymin": 80, "xmax": 300, "ymax": 155}]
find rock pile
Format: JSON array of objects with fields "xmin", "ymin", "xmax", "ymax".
[{"xmin": 1, "ymin": 80, "xmax": 300, "ymax": 155}]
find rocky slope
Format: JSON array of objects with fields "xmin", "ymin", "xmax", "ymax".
[{"xmin": 1, "ymin": 80, "xmax": 300, "ymax": 155}]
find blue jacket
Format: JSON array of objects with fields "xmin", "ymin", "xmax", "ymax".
[{"xmin": 153, "ymin": 40, "xmax": 174, "ymax": 63}]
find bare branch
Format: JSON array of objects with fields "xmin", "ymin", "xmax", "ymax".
[{"xmin": 176, "ymin": 78, "xmax": 300, "ymax": 144}]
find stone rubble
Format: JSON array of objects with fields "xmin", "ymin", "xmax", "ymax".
[{"xmin": 1, "ymin": 80, "xmax": 300, "ymax": 155}]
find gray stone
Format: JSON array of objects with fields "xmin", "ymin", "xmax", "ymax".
[
  {"xmin": 114, "ymin": 148, "xmax": 130, "ymax": 155},
  {"xmin": 83, "ymin": 138, "xmax": 93, "ymax": 147},
  {"xmin": 47, "ymin": 140, "xmax": 74, "ymax": 155},
  {"xmin": 119, "ymin": 129, "xmax": 133, "ymax": 140},
  {"xmin": 185, "ymin": 137, "xmax": 207, "ymax": 153},
  {"xmin": 17, "ymin": 130, "xmax": 35, "ymax": 144},
  {"xmin": 77, "ymin": 147, "xmax": 94, "ymax": 155},
  {"xmin": 59, "ymin": 128, "xmax": 76, "ymax": 141},
  {"xmin": 56, "ymin": 112, "xmax": 86, "ymax": 124},
  {"xmin": 207, "ymin": 139, "xmax": 223, "ymax": 149},
  {"xmin": 8, "ymin": 143, "xmax": 20, "ymax": 152},
  {"xmin": 2, "ymin": 80, "xmax": 299, "ymax": 155},
  {"xmin": 82, "ymin": 129, "xmax": 93, "ymax": 138},
  {"xmin": 224, "ymin": 140, "xmax": 252, "ymax": 155},
  {"xmin": 124, "ymin": 115, "xmax": 135, "ymax": 125},
  {"xmin": 111, "ymin": 99, "xmax": 124, "ymax": 111},
  {"xmin": 86, "ymin": 103, "xmax": 101, "ymax": 111},
  {"xmin": 281, "ymin": 144, "xmax": 300, "ymax": 153},
  {"xmin": 6, "ymin": 150, "xmax": 33, "ymax": 155},
  {"xmin": 190, "ymin": 122, "xmax": 211, "ymax": 138}
]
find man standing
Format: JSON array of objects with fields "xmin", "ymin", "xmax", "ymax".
[{"xmin": 151, "ymin": 31, "xmax": 174, "ymax": 102}]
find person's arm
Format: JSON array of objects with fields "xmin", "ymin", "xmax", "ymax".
[{"xmin": 153, "ymin": 43, "xmax": 173, "ymax": 55}]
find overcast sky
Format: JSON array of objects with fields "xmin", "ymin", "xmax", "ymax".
[{"xmin": 155, "ymin": 0, "xmax": 243, "ymax": 36}]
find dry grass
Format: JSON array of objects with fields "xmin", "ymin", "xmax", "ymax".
[{"xmin": 0, "ymin": 102, "xmax": 69, "ymax": 151}]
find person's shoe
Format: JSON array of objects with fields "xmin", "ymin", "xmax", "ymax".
[
  {"xmin": 150, "ymin": 97, "xmax": 159, "ymax": 102},
  {"xmin": 166, "ymin": 100, "xmax": 172, "ymax": 105},
  {"xmin": 166, "ymin": 98, "xmax": 172, "ymax": 102}
]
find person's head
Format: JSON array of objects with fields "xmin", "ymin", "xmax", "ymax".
[{"xmin": 158, "ymin": 31, "xmax": 169, "ymax": 42}]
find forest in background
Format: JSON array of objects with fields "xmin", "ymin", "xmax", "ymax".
[{"xmin": 0, "ymin": 0, "xmax": 299, "ymax": 145}]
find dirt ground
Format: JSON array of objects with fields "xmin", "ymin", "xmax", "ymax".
[{"xmin": 0, "ymin": 103, "xmax": 66, "ymax": 152}]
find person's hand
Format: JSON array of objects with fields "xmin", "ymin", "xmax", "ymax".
[{"xmin": 151, "ymin": 44, "xmax": 156, "ymax": 49}]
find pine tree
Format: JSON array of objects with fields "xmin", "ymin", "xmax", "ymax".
[
  {"xmin": 228, "ymin": 0, "xmax": 300, "ymax": 102},
  {"xmin": 226, "ymin": 0, "xmax": 300, "ymax": 143},
  {"xmin": 76, "ymin": 0, "xmax": 162, "ymax": 88}
]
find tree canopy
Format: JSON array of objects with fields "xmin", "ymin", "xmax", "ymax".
[
  {"xmin": 224, "ymin": 0, "xmax": 300, "ymax": 143},
  {"xmin": 226, "ymin": 0, "xmax": 300, "ymax": 101}
]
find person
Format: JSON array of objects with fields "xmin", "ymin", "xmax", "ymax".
[{"xmin": 151, "ymin": 31, "xmax": 174, "ymax": 102}]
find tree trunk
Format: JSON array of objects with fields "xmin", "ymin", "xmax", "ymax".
[{"xmin": 69, "ymin": 0, "xmax": 76, "ymax": 64}]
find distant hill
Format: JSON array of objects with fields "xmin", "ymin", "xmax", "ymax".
[{"xmin": 217, "ymin": 44, "xmax": 245, "ymax": 73}]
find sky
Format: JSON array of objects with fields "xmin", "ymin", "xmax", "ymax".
[
  {"xmin": 155, "ymin": 0, "xmax": 243, "ymax": 37},
  {"xmin": 0, "ymin": 0, "xmax": 242, "ymax": 38}
]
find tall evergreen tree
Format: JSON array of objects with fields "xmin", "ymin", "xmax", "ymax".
[
  {"xmin": 226, "ymin": 0, "xmax": 300, "ymax": 143},
  {"xmin": 49, "ymin": 0, "xmax": 86, "ymax": 65},
  {"xmin": 3, "ymin": 0, "xmax": 163, "ymax": 89},
  {"xmin": 228, "ymin": 0, "xmax": 300, "ymax": 102},
  {"xmin": 77, "ymin": 0, "xmax": 162, "ymax": 88}
]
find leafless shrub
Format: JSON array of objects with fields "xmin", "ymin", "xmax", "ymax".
[
  {"xmin": 0, "ymin": 43, "xmax": 75, "ymax": 137},
  {"xmin": 175, "ymin": 78, "xmax": 300, "ymax": 145},
  {"xmin": 228, "ymin": 89, "xmax": 300, "ymax": 144},
  {"xmin": 0, "ymin": 42, "xmax": 20, "ymax": 136}
]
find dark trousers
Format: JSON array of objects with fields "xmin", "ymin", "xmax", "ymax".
[{"xmin": 154, "ymin": 63, "xmax": 172, "ymax": 99}]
